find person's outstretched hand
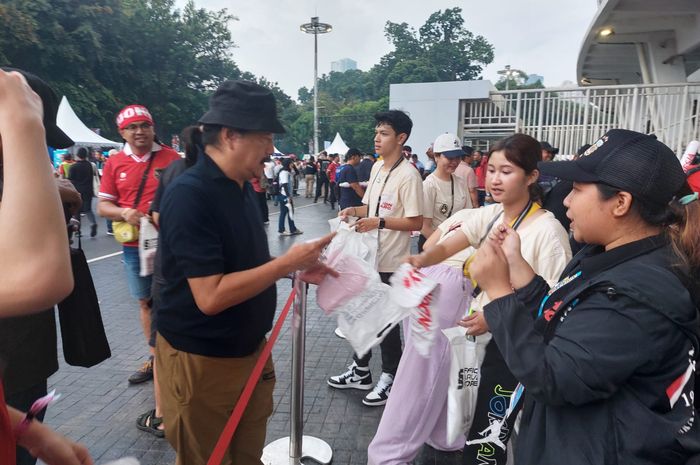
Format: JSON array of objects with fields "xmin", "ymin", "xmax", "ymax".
[
  {"xmin": 20, "ymin": 422, "xmax": 93, "ymax": 465},
  {"xmin": 282, "ymin": 233, "xmax": 339, "ymax": 285}
]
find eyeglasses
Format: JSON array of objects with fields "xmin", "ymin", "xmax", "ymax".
[{"xmin": 124, "ymin": 122, "xmax": 153, "ymax": 132}]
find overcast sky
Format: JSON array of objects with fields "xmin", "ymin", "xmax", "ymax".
[{"xmin": 177, "ymin": 0, "xmax": 599, "ymax": 99}]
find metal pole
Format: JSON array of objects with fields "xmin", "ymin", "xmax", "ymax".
[
  {"xmin": 313, "ymin": 32, "xmax": 319, "ymax": 155},
  {"xmin": 289, "ymin": 276, "xmax": 307, "ymax": 461},
  {"xmin": 261, "ymin": 275, "xmax": 332, "ymax": 465}
]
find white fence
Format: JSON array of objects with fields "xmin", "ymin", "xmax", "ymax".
[{"xmin": 461, "ymin": 83, "xmax": 700, "ymax": 157}]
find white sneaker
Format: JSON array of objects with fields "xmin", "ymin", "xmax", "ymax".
[
  {"xmin": 334, "ymin": 327, "xmax": 346, "ymax": 339},
  {"xmin": 362, "ymin": 372, "xmax": 394, "ymax": 406},
  {"xmin": 327, "ymin": 362, "xmax": 372, "ymax": 390}
]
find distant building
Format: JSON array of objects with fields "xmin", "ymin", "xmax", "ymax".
[
  {"xmin": 331, "ymin": 58, "xmax": 357, "ymax": 73},
  {"xmin": 525, "ymin": 74, "xmax": 544, "ymax": 86}
]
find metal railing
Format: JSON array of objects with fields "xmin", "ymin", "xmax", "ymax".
[{"xmin": 461, "ymin": 83, "xmax": 700, "ymax": 157}]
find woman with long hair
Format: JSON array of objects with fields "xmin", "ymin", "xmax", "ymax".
[
  {"xmin": 368, "ymin": 133, "xmax": 571, "ymax": 465},
  {"xmin": 468, "ymin": 129, "xmax": 700, "ymax": 465}
]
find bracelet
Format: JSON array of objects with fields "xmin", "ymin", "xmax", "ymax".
[
  {"xmin": 352, "ymin": 207, "xmax": 357, "ymax": 216},
  {"xmin": 14, "ymin": 390, "xmax": 59, "ymax": 439}
]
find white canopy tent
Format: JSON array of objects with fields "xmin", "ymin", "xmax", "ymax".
[
  {"xmin": 325, "ymin": 132, "xmax": 350, "ymax": 155},
  {"xmin": 57, "ymin": 96, "xmax": 121, "ymax": 147}
]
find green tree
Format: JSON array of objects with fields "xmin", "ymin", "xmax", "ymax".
[
  {"xmin": 0, "ymin": 0, "xmax": 290, "ymax": 143},
  {"xmin": 494, "ymin": 70, "xmax": 544, "ymax": 91}
]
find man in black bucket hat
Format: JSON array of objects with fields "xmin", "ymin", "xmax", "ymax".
[{"xmin": 155, "ymin": 80, "xmax": 336, "ymax": 465}]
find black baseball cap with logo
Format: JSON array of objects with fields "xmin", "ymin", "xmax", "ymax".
[
  {"xmin": 1, "ymin": 67, "xmax": 74, "ymax": 149},
  {"xmin": 538, "ymin": 129, "xmax": 687, "ymax": 206}
]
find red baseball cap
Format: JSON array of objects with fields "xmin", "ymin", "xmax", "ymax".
[{"xmin": 116, "ymin": 104, "xmax": 154, "ymax": 130}]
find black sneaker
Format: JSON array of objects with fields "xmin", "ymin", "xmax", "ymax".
[
  {"xmin": 362, "ymin": 372, "xmax": 394, "ymax": 406},
  {"xmin": 128, "ymin": 356, "xmax": 154, "ymax": 384},
  {"xmin": 90, "ymin": 224, "xmax": 97, "ymax": 238},
  {"xmin": 327, "ymin": 363, "xmax": 372, "ymax": 390}
]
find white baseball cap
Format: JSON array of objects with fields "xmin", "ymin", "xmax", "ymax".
[{"xmin": 433, "ymin": 133, "xmax": 464, "ymax": 158}]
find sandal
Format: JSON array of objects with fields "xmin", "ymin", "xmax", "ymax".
[{"xmin": 136, "ymin": 409, "xmax": 165, "ymax": 438}]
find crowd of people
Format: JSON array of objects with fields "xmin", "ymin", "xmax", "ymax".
[{"xmin": 1, "ymin": 64, "xmax": 700, "ymax": 465}]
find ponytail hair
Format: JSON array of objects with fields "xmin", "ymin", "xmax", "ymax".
[
  {"xmin": 180, "ymin": 125, "xmax": 202, "ymax": 167},
  {"xmin": 668, "ymin": 185, "xmax": 700, "ymax": 289}
]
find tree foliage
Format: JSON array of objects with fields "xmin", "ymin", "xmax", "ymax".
[
  {"xmin": 280, "ymin": 7, "xmax": 495, "ymax": 154},
  {"xmin": 0, "ymin": 0, "xmax": 270, "ymax": 140},
  {"xmin": 0, "ymin": 3, "xmax": 495, "ymax": 155}
]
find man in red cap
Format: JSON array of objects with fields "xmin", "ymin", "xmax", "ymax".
[{"xmin": 97, "ymin": 104, "xmax": 180, "ymax": 386}]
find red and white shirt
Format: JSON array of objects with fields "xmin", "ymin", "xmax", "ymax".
[{"xmin": 99, "ymin": 142, "xmax": 180, "ymax": 245}]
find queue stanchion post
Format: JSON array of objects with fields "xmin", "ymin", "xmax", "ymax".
[{"xmin": 262, "ymin": 273, "xmax": 333, "ymax": 465}]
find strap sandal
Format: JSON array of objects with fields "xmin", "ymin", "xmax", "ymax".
[{"xmin": 136, "ymin": 409, "xmax": 165, "ymax": 438}]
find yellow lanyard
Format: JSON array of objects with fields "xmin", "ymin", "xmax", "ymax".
[{"xmin": 463, "ymin": 202, "xmax": 541, "ymax": 283}]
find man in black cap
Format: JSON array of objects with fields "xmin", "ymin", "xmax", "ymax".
[{"xmin": 155, "ymin": 80, "xmax": 335, "ymax": 465}]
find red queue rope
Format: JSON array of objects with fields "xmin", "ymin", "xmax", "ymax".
[{"xmin": 207, "ymin": 289, "xmax": 297, "ymax": 465}]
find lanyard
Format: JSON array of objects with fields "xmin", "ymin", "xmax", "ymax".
[
  {"xmin": 367, "ymin": 157, "xmax": 404, "ymax": 218},
  {"xmin": 464, "ymin": 200, "xmax": 540, "ymax": 280},
  {"xmin": 536, "ymin": 270, "xmax": 583, "ymax": 317},
  {"xmin": 447, "ymin": 174, "xmax": 455, "ymax": 217}
]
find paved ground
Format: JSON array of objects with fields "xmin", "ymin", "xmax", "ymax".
[
  {"xmin": 40, "ymin": 194, "xmax": 372, "ymax": 465},
  {"xmin": 39, "ymin": 193, "xmax": 459, "ymax": 465}
]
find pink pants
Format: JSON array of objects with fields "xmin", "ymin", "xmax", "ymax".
[{"xmin": 368, "ymin": 264, "xmax": 473, "ymax": 465}]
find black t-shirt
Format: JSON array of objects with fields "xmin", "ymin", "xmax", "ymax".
[
  {"xmin": 356, "ymin": 158, "xmax": 374, "ymax": 182},
  {"xmin": 157, "ymin": 154, "xmax": 276, "ymax": 357},
  {"xmin": 319, "ymin": 159, "xmax": 331, "ymax": 178},
  {"xmin": 337, "ymin": 165, "xmax": 363, "ymax": 209},
  {"xmin": 0, "ymin": 309, "xmax": 57, "ymax": 396},
  {"xmin": 68, "ymin": 160, "xmax": 94, "ymax": 196},
  {"xmin": 304, "ymin": 163, "xmax": 317, "ymax": 176},
  {"xmin": 150, "ymin": 158, "xmax": 188, "ymax": 286}
]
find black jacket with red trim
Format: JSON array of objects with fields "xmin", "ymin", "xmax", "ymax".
[{"xmin": 484, "ymin": 236, "xmax": 700, "ymax": 465}]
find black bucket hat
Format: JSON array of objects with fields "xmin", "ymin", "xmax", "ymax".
[
  {"xmin": 538, "ymin": 129, "xmax": 686, "ymax": 206},
  {"xmin": 199, "ymin": 80, "xmax": 286, "ymax": 134},
  {"xmin": 1, "ymin": 67, "xmax": 73, "ymax": 149}
]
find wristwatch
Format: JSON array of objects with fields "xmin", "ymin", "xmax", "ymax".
[{"xmin": 378, "ymin": 218, "xmax": 386, "ymax": 229}]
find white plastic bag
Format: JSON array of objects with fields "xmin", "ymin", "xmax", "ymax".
[
  {"xmin": 335, "ymin": 278, "xmax": 410, "ymax": 358},
  {"xmin": 103, "ymin": 458, "xmax": 140, "ymax": 465},
  {"xmin": 316, "ymin": 249, "xmax": 374, "ymax": 315},
  {"xmin": 390, "ymin": 264, "xmax": 441, "ymax": 357},
  {"xmin": 138, "ymin": 216, "xmax": 158, "ymax": 277},
  {"xmin": 443, "ymin": 326, "xmax": 483, "ymax": 445},
  {"xmin": 325, "ymin": 217, "xmax": 378, "ymax": 267}
]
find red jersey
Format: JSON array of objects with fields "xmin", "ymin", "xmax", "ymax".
[
  {"xmin": 475, "ymin": 156, "xmax": 488, "ymax": 189},
  {"xmin": 328, "ymin": 162, "xmax": 339, "ymax": 183},
  {"xmin": 99, "ymin": 143, "xmax": 180, "ymax": 245},
  {"xmin": 0, "ymin": 383, "xmax": 15, "ymax": 465},
  {"xmin": 688, "ymin": 169, "xmax": 700, "ymax": 193}
]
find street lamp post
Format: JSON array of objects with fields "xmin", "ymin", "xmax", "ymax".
[
  {"xmin": 301, "ymin": 17, "xmax": 332, "ymax": 155},
  {"xmin": 497, "ymin": 64, "xmax": 525, "ymax": 91}
]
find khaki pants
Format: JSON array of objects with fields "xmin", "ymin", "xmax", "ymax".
[
  {"xmin": 305, "ymin": 174, "xmax": 315, "ymax": 198},
  {"xmin": 156, "ymin": 333, "xmax": 275, "ymax": 465}
]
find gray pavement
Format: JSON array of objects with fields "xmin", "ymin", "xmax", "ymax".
[
  {"xmin": 43, "ymin": 194, "xmax": 388, "ymax": 465},
  {"xmin": 41, "ymin": 192, "xmax": 460, "ymax": 465}
]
